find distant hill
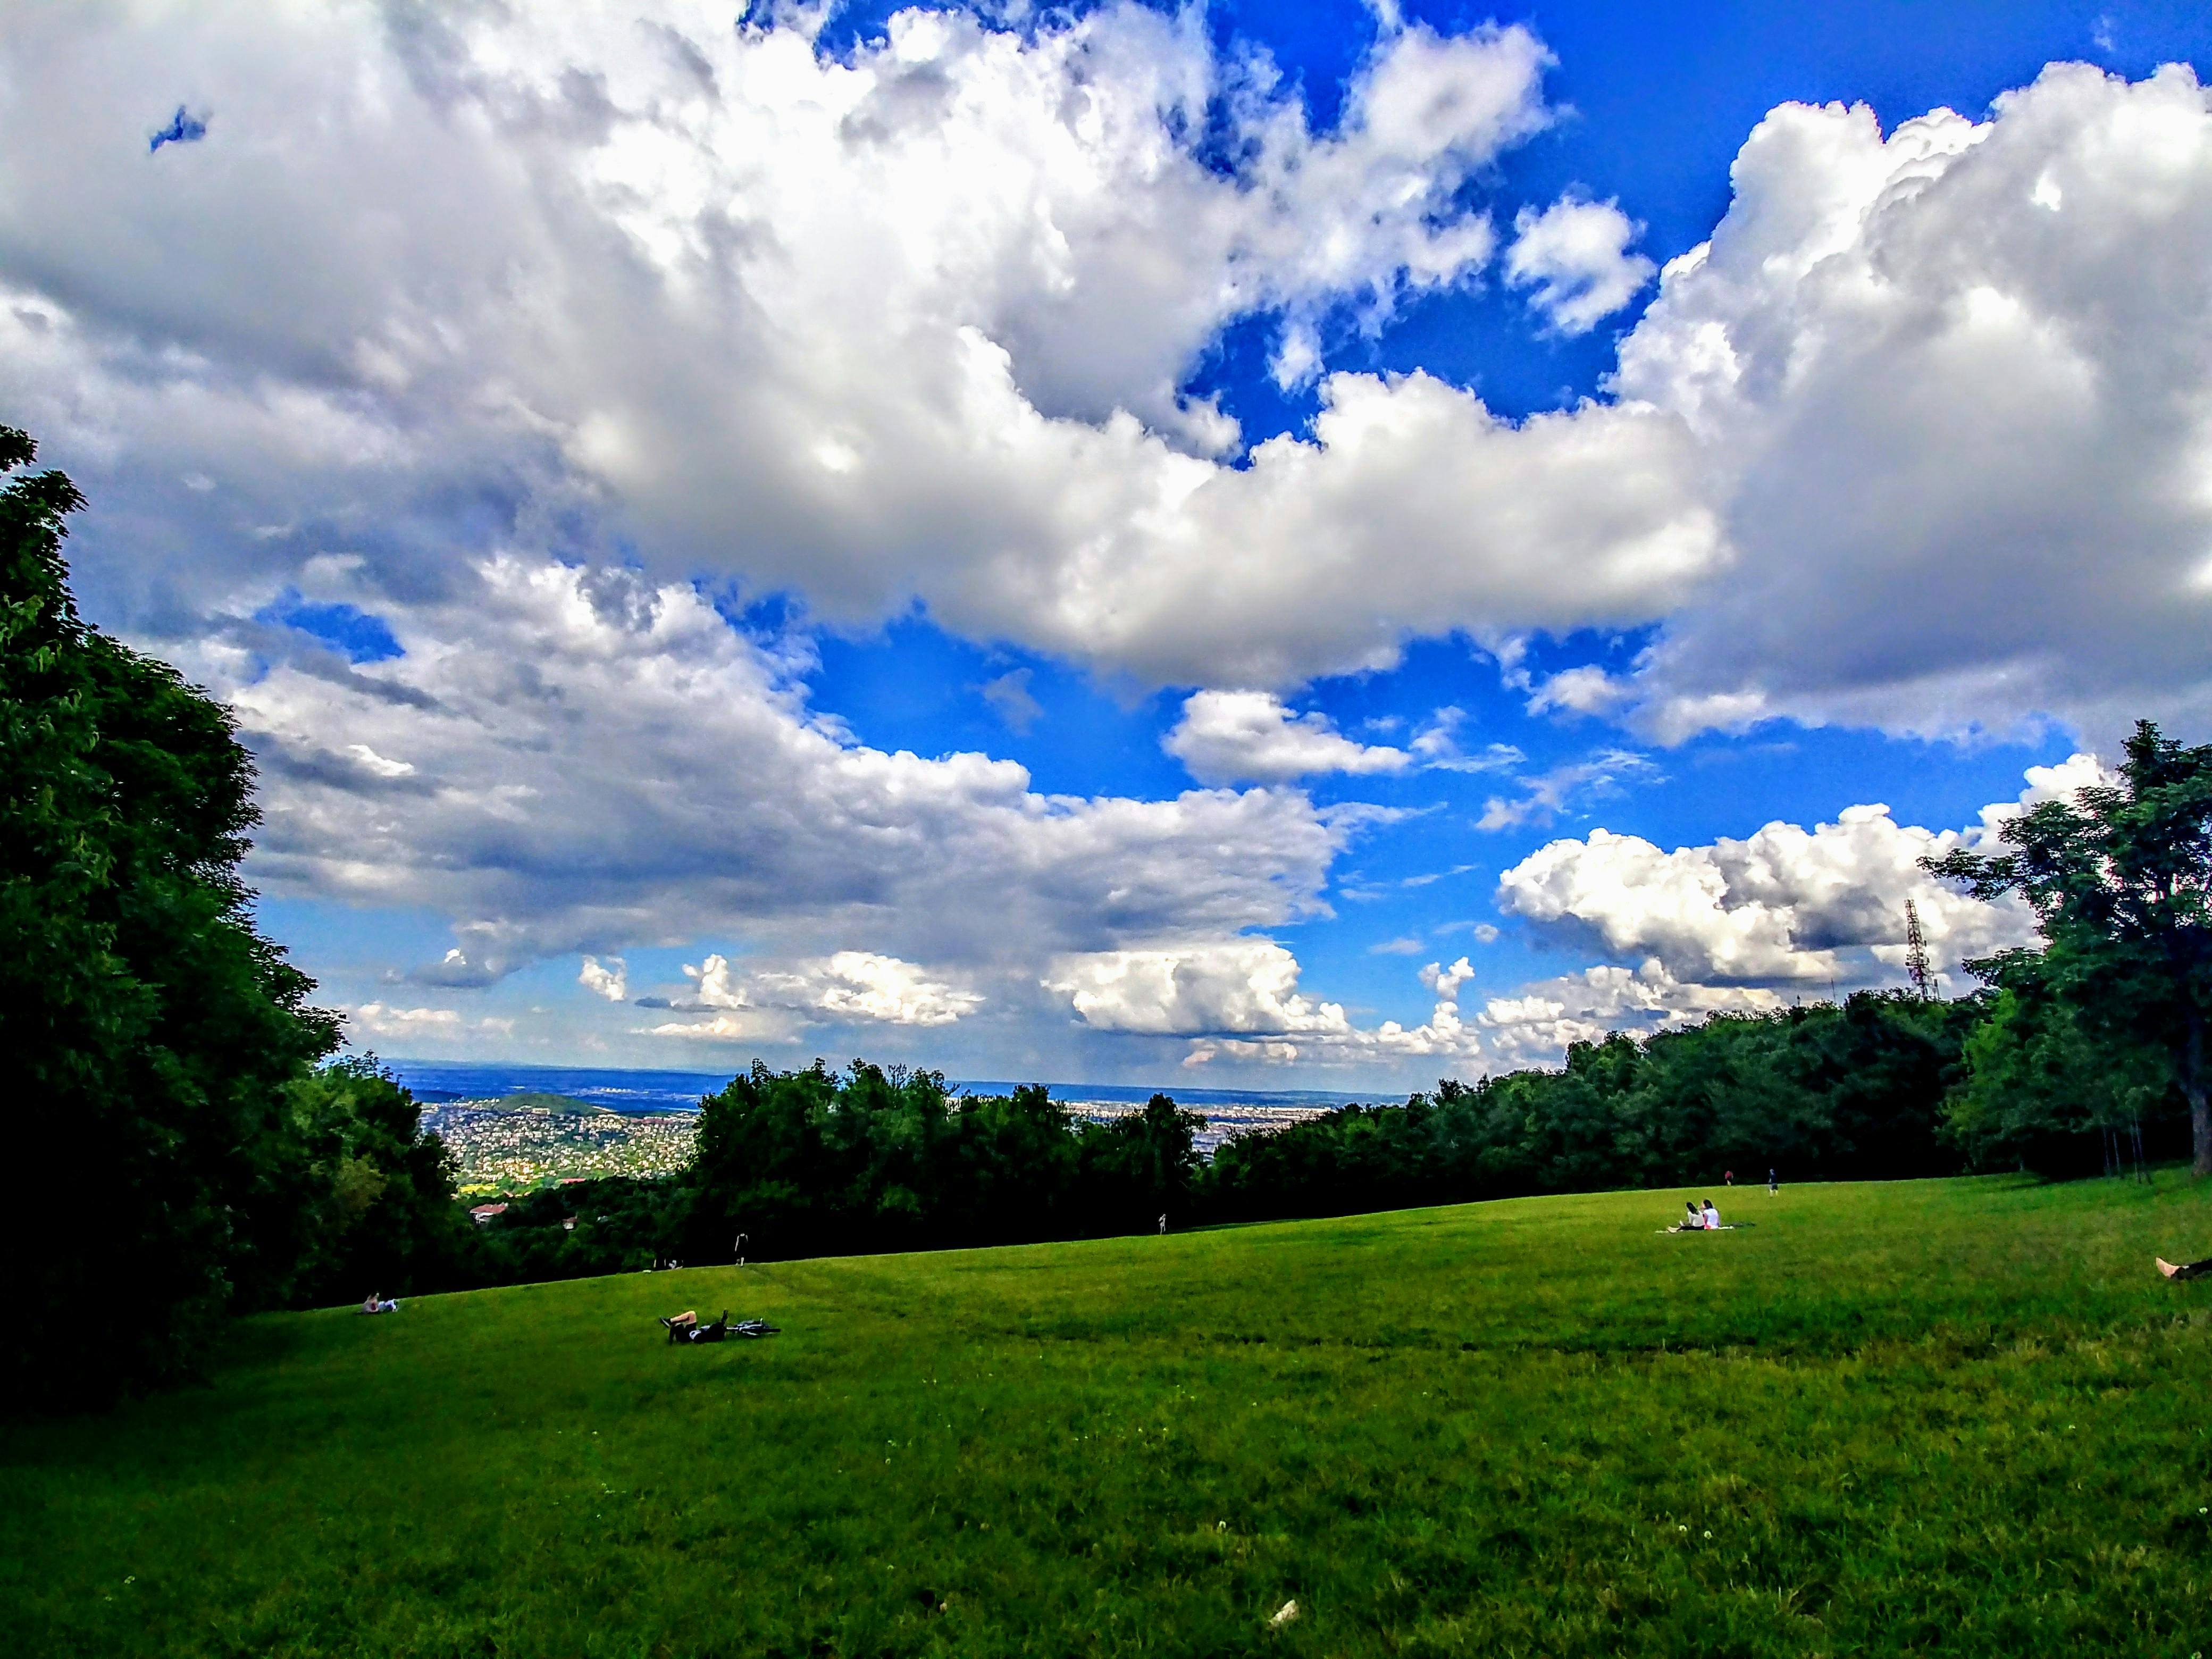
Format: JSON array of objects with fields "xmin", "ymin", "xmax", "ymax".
[{"xmin": 467, "ymin": 1091, "xmax": 615, "ymax": 1116}]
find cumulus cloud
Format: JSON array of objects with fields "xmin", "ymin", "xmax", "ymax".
[
  {"xmin": 1473, "ymin": 961, "xmax": 1781, "ymax": 1069},
  {"xmin": 1504, "ymin": 194, "xmax": 1656, "ymax": 333},
  {"xmin": 578, "ymin": 955, "xmax": 628, "ymax": 1002},
  {"xmin": 206, "ymin": 557, "xmax": 1351, "ymax": 1001},
  {"xmin": 1048, "ymin": 942, "xmax": 1352, "ymax": 1038},
  {"xmin": 665, "ymin": 949, "xmax": 982, "ymax": 1030},
  {"xmin": 0, "ymin": 3, "xmax": 1723, "ymax": 691},
  {"xmin": 348, "ymin": 1001, "xmax": 516, "ymax": 1042},
  {"xmin": 6, "ymin": 15, "xmax": 2206, "ymax": 749},
  {"xmin": 1611, "ymin": 63, "xmax": 2212, "ymax": 742},
  {"xmin": 1492, "ymin": 761, "xmax": 2103, "ymax": 992},
  {"xmin": 1164, "ymin": 690, "xmax": 1411, "ymax": 785},
  {"xmin": 1051, "ymin": 939, "xmax": 1488, "ymax": 1068}
]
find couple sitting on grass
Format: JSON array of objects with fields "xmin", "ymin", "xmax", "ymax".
[{"xmin": 1670, "ymin": 1200, "xmax": 1724, "ymax": 1233}]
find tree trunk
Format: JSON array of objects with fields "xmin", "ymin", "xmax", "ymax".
[{"xmin": 2189, "ymin": 1006, "xmax": 2211, "ymax": 1178}]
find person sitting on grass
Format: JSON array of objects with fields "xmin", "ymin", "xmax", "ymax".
[
  {"xmin": 1702, "ymin": 1200, "xmax": 1721, "ymax": 1230},
  {"xmin": 1670, "ymin": 1202, "xmax": 1704, "ymax": 1233},
  {"xmin": 2157, "ymin": 1256, "xmax": 2212, "ymax": 1280}
]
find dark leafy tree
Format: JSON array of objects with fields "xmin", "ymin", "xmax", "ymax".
[
  {"xmin": 1942, "ymin": 956, "xmax": 2176, "ymax": 1177},
  {"xmin": 1204, "ymin": 994, "xmax": 1979, "ymax": 1221},
  {"xmin": 1926, "ymin": 722, "xmax": 2212, "ymax": 1176},
  {"xmin": 2, "ymin": 425, "xmax": 338, "ymax": 1407},
  {"xmin": 675, "ymin": 1062, "xmax": 1201, "ymax": 1263},
  {"xmin": 257, "ymin": 1057, "xmax": 473, "ymax": 1307}
]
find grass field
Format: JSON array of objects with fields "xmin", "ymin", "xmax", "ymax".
[{"xmin": 7, "ymin": 1175, "xmax": 2212, "ymax": 1657}]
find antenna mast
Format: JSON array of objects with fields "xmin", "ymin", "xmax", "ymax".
[{"xmin": 1904, "ymin": 899, "xmax": 1933, "ymax": 1001}]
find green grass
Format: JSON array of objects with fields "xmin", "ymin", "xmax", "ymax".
[{"xmin": 7, "ymin": 1176, "xmax": 2212, "ymax": 1658}]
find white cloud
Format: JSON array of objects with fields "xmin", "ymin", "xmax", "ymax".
[
  {"xmin": 1504, "ymin": 194, "xmax": 1657, "ymax": 334},
  {"xmin": 646, "ymin": 949, "xmax": 978, "ymax": 1042},
  {"xmin": 0, "ymin": 2, "xmax": 1718, "ymax": 692},
  {"xmin": 348, "ymin": 1001, "xmax": 516, "ymax": 1042},
  {"xmin": 1474, "ymin": 961, "xmax": 1780, "ymax": 1069},
  {"xmin": 1164, "ymin": 690, "xmax": 1411, "ymax": 785},
  {"xmin": 1048, "ymin": 941, "xmax": 1353, "ymax": 1038},
  {"xmin": 690, "ymin": 950, "xmax": 982, "ymax": 1028},
  {"xmin": 1524, "ymin": 664, "xmax": 1630, "ymax": 717},
  {"xmin": 1610, "ymin": 63, "xmax": 2212, "ymax": 743},
  {"xmin": 1492, "ymin": 762, "xmax": 2100, "ymax": 991},
  {"xmin": 211, "ymin": 557, "xmax": 1351, "ymax": 994},
  {"xmin": 1051, "ymin": 939, "xmax": 1488, "ymax": 1068},
  {"xmin": 5, "ymin": 19, "xmax": 2205, "ymax": 747},
  {"xmin": 578, "ymin": 955, "xmax": 628, "ymax": 1002}
]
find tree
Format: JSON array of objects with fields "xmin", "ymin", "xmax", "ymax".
[
  {"xmin": 1926, "ymin": 722, "xmax": 2212, "ymax": 1176},
  {"xmin": 2, "ymin": 425, "xmax": 339, "ymax": 1406},
  {"xmin": 258, "ymin": 1058, "xmax": 472, "ymax": 1308},
  {"xmin": 1942, "ymin": 960, "xmax": 2173, "ymax": 1177}
]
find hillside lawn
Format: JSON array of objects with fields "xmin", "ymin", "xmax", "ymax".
[{"xmin": 6, "ymin": 1175, "xmax": 2212, "ymax": 1658}]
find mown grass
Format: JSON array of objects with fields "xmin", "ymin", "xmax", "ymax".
[{"xmin": 6, "ymin": 1174, "xmax": 2212, "ymax": 1657}]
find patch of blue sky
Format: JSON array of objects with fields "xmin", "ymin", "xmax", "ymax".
[
  {"xmin": 256, "ymin": 590, "xmax": 403, "ymax": 663},
  {"xmin": 248, "ymin": 895, "xmax": 457, "ymax": 982},
  {"xmin": 148, "ymin": 105, "xmax": 206, "ymax": 153},
  {"xmin": 809, "ymin": 614, "xmax": 1196, "ymax": 799}
]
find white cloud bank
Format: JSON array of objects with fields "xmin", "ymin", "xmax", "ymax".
[
  {"xmin": 208, "ymin": 558, "xmax": 1348, "ymax": 1012},
  {"xmin": 1612, "ymin": 63, "xmax": 2212, "ymax": 742},
  {"xmin": 1495, "ymin": 755, "xmax": 2107, "ymax": 994},
  {"xmin": 0, "ymin": 0, "xmax": 1711, "ymax": 693},
  {"xmin": 1, "ymin": 15, "xmax": 2205, "ymax": 734}
]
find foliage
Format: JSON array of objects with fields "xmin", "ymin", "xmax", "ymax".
[
  {"xmin": 259, "ymin": 1057, "xmax": 473, "ymax": 1308},
  {"xmin": 6, "ymin": 1175, "xmax": 2211, "ymax": 1657},
  {"xmin": 1943, "ymin": 954, "xmax": 2182, "ymax": 1178},
  {"xmin": 1928, "ymin": 720, "xmax": 2212, "ymax": 1175},
  {"xmin": 679, "ymin": 1060, "xmax": 1203, "ymax": 1263},
  {"xmin": 1206, "ymin": 993, "xmax": 1981, "ymax": 1222},
  {"xmin": 1, "ymin": 426, "xmax": 339, "ymax": 1407}
]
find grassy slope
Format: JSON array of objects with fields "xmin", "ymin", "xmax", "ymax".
[{"xmin": 6, "ymin": 1175, "xmax": 2212, "ymax": 1658}]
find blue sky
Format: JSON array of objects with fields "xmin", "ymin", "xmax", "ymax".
[{"xmin": 4, "ymin": 0, "xmax": 2209, "ymax": 1088}]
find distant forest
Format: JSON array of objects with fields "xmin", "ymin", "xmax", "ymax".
[{"xmin": 9, "ymin": 422, "xmax": 2209, "ymax": 1409}]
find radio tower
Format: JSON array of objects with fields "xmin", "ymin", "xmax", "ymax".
[{"xmin": 1904, "ymin": 899, "xmax": 1933, "ymax": 1001}]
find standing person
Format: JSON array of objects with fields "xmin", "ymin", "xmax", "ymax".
[
  {"xmin": 1767, "ymin": 1168, "xmax": 1779, "ymax": 1195},
  {"xmin": 1157, "ymin": 1213, "xmax": 1167, "ymax": 1236}
]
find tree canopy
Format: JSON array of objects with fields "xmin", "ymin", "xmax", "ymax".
[
  {"xmin": 3, "ymin": 425, "xmax": 350, "ymax": 1406},
  {"xmin": 1928, "ymin": 722, "xmax": 2212, "ymax": 1176}
]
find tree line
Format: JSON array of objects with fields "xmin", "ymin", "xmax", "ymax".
[{"xmin": 7, "ymin": 424, "xmax": 2209, "ymax": 1409}]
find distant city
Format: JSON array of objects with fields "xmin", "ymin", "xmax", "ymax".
[
  {"xmin": 422, "ymin": 1099, "xmax": 699, "ymax": 1194},
  {"xmin": 393, "ymin": 1061, "xmax": 1389, "ymax": 1191}
]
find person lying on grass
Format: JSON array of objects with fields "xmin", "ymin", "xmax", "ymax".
[
  {"xmin": 359, "ymin": 1292, "xmax": 399, "ymax": 1314},
  {"xmin": 2157, "ymin": 1256, "xmax": 2212, "ymax": 1280}
]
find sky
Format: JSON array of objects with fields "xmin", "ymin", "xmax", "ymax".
[{"xmin": 3, "ymin": 0, "xmax": 2210, "ymax": 1090}]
